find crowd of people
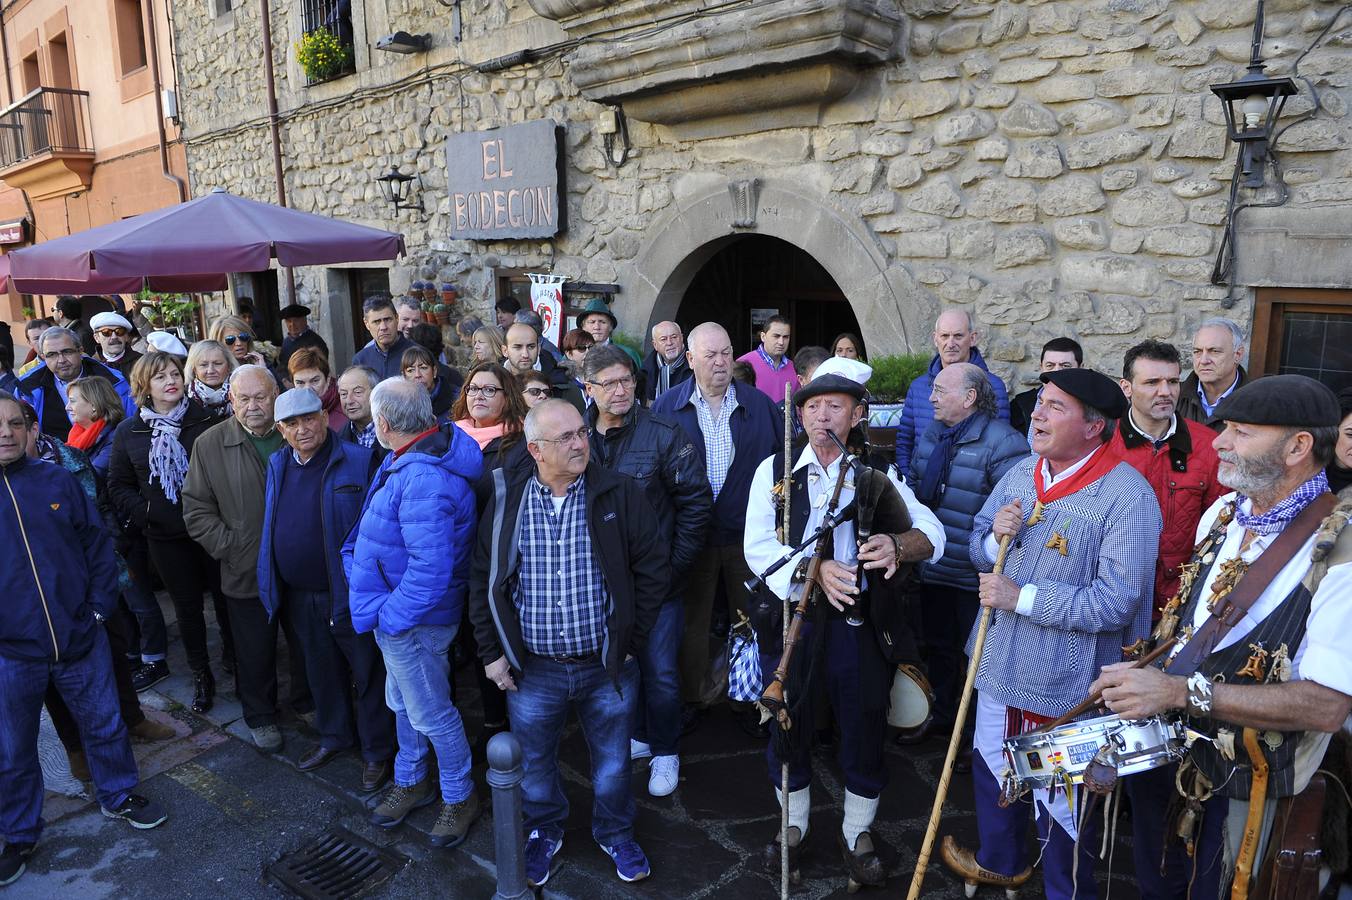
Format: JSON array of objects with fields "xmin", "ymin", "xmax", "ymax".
[{"xmin": 3, "ymin": 293, "xmax": 1352, "ymax": 899}]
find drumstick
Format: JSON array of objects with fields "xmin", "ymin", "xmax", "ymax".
[
  {"xmin": 1039, "ymin": 636, "xmax": 1179, "ymax": 732},
  {"xmin": 906, "ymin": 534, "xmax": 1012, "ymax": 900}
]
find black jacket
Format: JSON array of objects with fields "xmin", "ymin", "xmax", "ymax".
[
  {"xmin": 640, "ymin": 349, "xmax": 692, "ymax": 405},
  {"xmin": 1009, "ymin": 386, "xmax": 1038, "ymax": 440},
  {"xmin": 469, "ymin": 461, "xmax": 669, "ymax": 685},
  {"xmin": 431, "ymin": 364, "xmax": 464, "ymax": 417},
  {"xmin": 588, "ymin": 403, "xmax": 713, "ymax": 592},
  {"xmin": 100, "ymin": 349, "xmax": 142, "ymax": 383},
  {"xmin": 536, "ymin": 353, "xmax": 586, "ymax": 415},
  {"xmin": 107, "ymin": 400, "xmax": 222, "ymax": 540},
  {"xmin": 278, "ymin": 328, "xmax": 330, "ymax": 373},
  {"xmin": 1177, "ymin": 366, "xmax": 1249, "ymax": 432}
]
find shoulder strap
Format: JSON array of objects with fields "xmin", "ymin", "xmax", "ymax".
[{"xmin": 1167, "ymin": 493, "xmax": 1338, "ymax": 675}]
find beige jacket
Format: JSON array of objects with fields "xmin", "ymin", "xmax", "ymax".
[{"xmin": 182, "ymin": 416, "xmax": 272, "ymax": 599}]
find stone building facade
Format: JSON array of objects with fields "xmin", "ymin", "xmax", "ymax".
[{"xmin": 173, "ymin": 0, "xmax": 1352, "ymax": 389}]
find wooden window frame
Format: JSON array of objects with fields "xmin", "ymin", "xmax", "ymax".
[{"xmin": 1250, "ymin": 287, "xmax": 1352, "ymax": 377}]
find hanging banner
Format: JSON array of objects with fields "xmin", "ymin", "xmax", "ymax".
[
  {"xmin": 529, "ymin": 273, "xmax": 567, "ymax": 347},
  {"xmin": 446, "ymin": 120, "xmax": 566, "ymax": 240}
]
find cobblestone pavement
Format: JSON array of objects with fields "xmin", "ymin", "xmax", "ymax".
[{"xmin": 11, "ymin": 598, "xmax": 1148, "ymax": 898}]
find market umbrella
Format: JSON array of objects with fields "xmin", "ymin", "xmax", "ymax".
[
  {"xmin": 8, "ymin": 187, "xmax": 405, "ymax": 283},
  {"xmin": 0, "ymin": 254, "xmax": 227, "ymax": 294}
]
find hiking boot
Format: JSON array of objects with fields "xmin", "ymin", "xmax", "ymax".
[
  {"xmin": 599, "ymin": 839, "xmax": 651, "ymax": 883},
  {"xmin": 129, "ymin": 718, "xmax": 176, "ymax": 742},
  {"xmin": 250, "ymin": 725, "xmax": 283, "ymax": 753},
  {"xmin": 428, "ymin": 790, "xmax": 481, "ymax": 848},
  {"xmin": 191, "ymin": 669, "xmax": 214, "ymax": 714},
  {"xmin": 131, "ymin": 660, "xmax": 169, "ymax": 693},
  {"xmin": 370, "ymin": 777, "xmax": 436, "ymax": 828},
  {"xmin": 0, "ymin": 842, "xmax": 34, "ymax": 886},
  {"xmin": 524, "ymin": 828, "xmax": 564, "ymax": 888},
  {"xmin": 648, "ymin": 755, "xmax": 679, "ymax": 797},
  {"xmin": 101, "ymin": 794, "xmax": 168, "ymax": 830}
]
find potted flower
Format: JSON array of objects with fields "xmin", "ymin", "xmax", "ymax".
[
  {"xmin": 866, "ymin": 353, "xmax": 931, "ymax": 429},
  {"xmin": 294, "ymin": 28, "xmax": 352, "ymax": 84},
  {"xmin": 440, "ymin": 282, "xmax": 457, "ymax": 305},
  {"xmin": 433, "ymin": 303, "xmax": 452, "ymax": 326}
]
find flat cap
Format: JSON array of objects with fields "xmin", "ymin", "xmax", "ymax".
[
  {"xmin": 279, "ymin": 304, "xmax": 311, "ymax": 319},
  {"xmin": 274, "ymin": 387, "xmax": 323, "ymax": 422},
  {"xmin": 1214, "ymin": 374, "xmax": 1341, "ymax": 429},
  {"xmin": 1039, "ymin": 367, "xmax": 1128, "ymax": 419},
  {"xmin": 146, "ymin": 331, "xmax": 188, "ymax": 357},
  {"xmin": 794, "ymin": 357, "xmax": 872, "ymax": 407},
  {"xmin": 89, "ymin": 311, "xmax": 133, "ymax": 331}
]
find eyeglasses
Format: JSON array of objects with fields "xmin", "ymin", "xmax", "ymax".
[
  {"xmin": 587, "ymin": 375, "xmax": 635, "ymax": 393},
  {"xmin": 95, "ymin": 327, "xmax": 129, "ymax": 338},
  {"xmin": 465, "ymin": 384, "xmax": 502, "ymax": 398},
  {"xmin": 535, "ymin": 426, "xmax": 591, "ymax": 445},
  {"xmin": 523, "ymin": 387, "xmax": 550, "ymax": 398},
  {"xmin": 42, "ymin": 348, "xmax": 81, "ymax": 360},
  {"xmin": 223, "ymin": 334, "xmax": 252, "ymax": 346}
]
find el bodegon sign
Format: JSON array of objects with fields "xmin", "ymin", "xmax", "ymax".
[{"xmin": 447, "ymin": 120, "xmax": 566, "ymax": 240}]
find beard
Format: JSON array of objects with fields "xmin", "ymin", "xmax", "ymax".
[{"xmin": 1217, "ymin": 444, "xmax": 1287, "ymax": 496}]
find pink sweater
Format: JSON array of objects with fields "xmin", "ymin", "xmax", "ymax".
[{"xmin": 737, "ymin": 347, "xmax": 797, "ymax": 403}]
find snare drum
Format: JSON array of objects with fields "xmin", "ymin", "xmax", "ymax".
[
  {"xmin": 886, "ymin": 664, "xmax": 935, "ymax": 730},
  {"xmin": 1003, "ymin": 713, "xmax": 1187, "ymax": 791}
]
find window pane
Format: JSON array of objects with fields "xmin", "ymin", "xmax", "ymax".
[{"xmin": 1279, "ymin": 311, "xmax": 1352, "ymax": 392}]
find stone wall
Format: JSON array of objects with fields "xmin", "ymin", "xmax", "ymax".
[{"xmin": 174, "ymin": 0, "xmax": 1352, "ymax": 382}]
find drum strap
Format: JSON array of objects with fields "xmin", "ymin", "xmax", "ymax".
[{"xmin": 1165, "ymin": 494, "xmax": 1337, "ymax": 677}]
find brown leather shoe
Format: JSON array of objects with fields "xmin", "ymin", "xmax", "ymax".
[
  {"xmin": 940, "ymin": 835, "xmax": 1031, "ymax": 897},
  {"xmin": 297, "ymin": 746, "xmax": 342, "ymax": 771},
  {"xmin": 361, "ymin": 759, "xmax": 392, "ymax": 793},
  {"xmin": 129, "ymin": 718, "xmax": 176, "ymax": 742}
]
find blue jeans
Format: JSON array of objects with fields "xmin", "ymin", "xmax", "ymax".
[
  {"xmin": 507, "ymin": 654, "xmax": 638, "ymax": 846},
  {"xmin": 0, "ymin": 632, "xmax": 139, "ymax": 843},
  {"xmin": 631, "ymin": 598, "xmax": 682, "ymax": 756},
  {"xmin": 374, "ymin": 624, "xmax": 472, "ymax": 803}
]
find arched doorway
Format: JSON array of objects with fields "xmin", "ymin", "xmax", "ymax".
[{"xmin": 676, "ymin": 235, "xmax": 864, "ymax": 358}]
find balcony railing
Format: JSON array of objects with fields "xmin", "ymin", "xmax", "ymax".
[{"xmin": 0, "ymin": 87, "xmax": 93, "ymax": 171}]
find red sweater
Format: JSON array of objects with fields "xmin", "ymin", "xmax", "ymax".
[{"xmin": 1110, "ymin": 415, "xmax": 1226, "ymax": 618}]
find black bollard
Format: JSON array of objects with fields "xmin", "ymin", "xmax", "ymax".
[{"xmin": 488, "ymin": 731, "xmax": 531, "ymax": 900}]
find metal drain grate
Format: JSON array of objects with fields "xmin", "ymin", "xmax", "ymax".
[{"xmin": 267, "ymin": 826, "xmax": 404, "ymax": 899}]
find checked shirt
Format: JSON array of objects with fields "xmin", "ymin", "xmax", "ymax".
[
  {"xmin": 513, "ymin": 474, "xmax": 609, "ymax": 658},
  {"xmin": 693, "ymin": 380, "xmax": 739, "ymax": 501}
]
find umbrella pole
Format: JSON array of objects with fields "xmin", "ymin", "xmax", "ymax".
[{"xmin": 259, "ymin": 0, "xmax": 299, "ymax": 308}]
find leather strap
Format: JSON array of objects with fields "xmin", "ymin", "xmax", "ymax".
[{"xmin": 1165, "ymin": 493, "xmax": 1337, "ymax": 676}]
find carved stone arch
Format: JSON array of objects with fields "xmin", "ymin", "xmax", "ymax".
[{"xmin": 616, "ymin": 177, "xmax": 934, "ymax": 355}]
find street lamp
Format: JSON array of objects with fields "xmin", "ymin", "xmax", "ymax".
[
  {"xmin": 375, "ymin": 165, "xmax": 422, "ymax": 214},
  {"xmin": 1209, "ymin": 0, "xmax": 1298, "ymax": 188}
]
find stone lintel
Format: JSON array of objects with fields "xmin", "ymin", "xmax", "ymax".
[{"xmin": 1235, "ymin": 206, "xmax": 1352, "ymax": 290}]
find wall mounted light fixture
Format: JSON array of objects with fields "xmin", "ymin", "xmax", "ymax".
[
  {"xmin": 375, "ymin": 31, "xmax": 432, "ymax": 54},
  {"xmin": 1208, "ymin": 0, "xmax": 1297, "ymax": 189},
  {"xmin": 376, "ymin": 165, "xmax": 423, "ymax": 214}
]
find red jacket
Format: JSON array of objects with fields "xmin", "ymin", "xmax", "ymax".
[{"xmin": 1110, "ymin": 415, "xmax": 1225, "ymax": 619}]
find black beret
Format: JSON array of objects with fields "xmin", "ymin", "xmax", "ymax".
[
  {"xmin": 794, "ymin": 373, "xmax": 867, "ymax": 407},
  {"xmin": 279, "ymin": 304, "xmax": 311, "ymax": 319},
  {"xmin": 1213, "ymin": 374, "xmax": 1341, "ymax": 428},
  {"xmin": 1039, "ymin": 368, "xmax": 1128, "ymax": 419}
]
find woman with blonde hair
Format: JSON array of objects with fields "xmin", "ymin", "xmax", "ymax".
[
  {"xmin": 186, "ymin": 338, "xmax": 237, "ymax": 417},
  {"xmin": 470, "ymin": 325, "xmax": 506, "ymax": 365},
  {"xmin": 210, "ymin": 315, "xmax": 266, "ymax": 367},
  {"xmin": 108, "ymin": 351, "xmax": 231, "ymax": 713},
  {"xmin": 64, "ymin": 375, "xmax": 126, "ymax": 480}
]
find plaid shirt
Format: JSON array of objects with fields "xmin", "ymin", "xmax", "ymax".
[
  {"xmin": 514, "ymin": 474, "xmax": 609, "ymax": 658},
  {"xmin": 693, "ymin": 380, "xmax": 739, "ymax": 500}
]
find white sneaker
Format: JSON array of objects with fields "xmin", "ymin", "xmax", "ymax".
[
  {"xmin": 648, "ymin": 755, "xmax": 679, "ymax": 797},
  {"xmin": 630, "ymin": 739, "xmax": 652, "ymax": 761}
]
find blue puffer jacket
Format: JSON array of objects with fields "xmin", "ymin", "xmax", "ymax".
[
  {"xmin": 893, "ymin": 348, "xmax": 1011, "ymax": 475},
  {"xmin": 342, "ymin": 423, "xmax": 483, "ymax": 635},
  {"xmin": 0, "ymin": 455, "xmax": 118, "ymax": 662},
  {"xmin": 259, "ymin": 435, "xmax": 376, "ymax": 623},
  {"xmin": 907, "ymin": 413, "xmax": 1029, "ymax": 591}
]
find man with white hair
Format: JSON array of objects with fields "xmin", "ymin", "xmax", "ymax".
[
  {"xmin": 1178, "ymin": 317, "xmax": 1249, "ymax": 432},
  {"xmin": 16, "ymin": 327, "xmax": 135, "ymax": 441},
  {"xmin": 640, "ymin": 320, "xmax": 691, "ymax": 404},
  {"xmin": 183, "ymin": 364, "xmax": 315, "ymax": 752},
  {"xmin": 894, "ymin": 308, "xmax": 1011, "ymax": 475},
  {"xmin": 90, "ymin": 312, "xmax": 141, "ymax": 381}
]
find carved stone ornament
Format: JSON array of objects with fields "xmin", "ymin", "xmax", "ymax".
[{"xmin": 729, "ymin": 179, "xmax": 760, "ymax": 229}]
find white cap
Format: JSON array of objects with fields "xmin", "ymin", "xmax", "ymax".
[
  {"xmin": 146, "ymin": 331, "xmax": 188, "ymax": 357},
  {"xmin": 809, "ymin": 356, "xmax": 872, "ymax": 386},
  {"xmin": 89, "ymin": 311, "xmax": 133, "ymax": 331}
]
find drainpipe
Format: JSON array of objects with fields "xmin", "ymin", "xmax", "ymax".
[
  {"xmin": 143, "ymin": 0, "xmax": 187, "ymax": 203},
  {"xmin": 259, "ymin": 0, "xmax": 298, "ymax": 306},
  {"xmin": 0, "ymin": 0, "xmax": 13, "ymax": 104}
]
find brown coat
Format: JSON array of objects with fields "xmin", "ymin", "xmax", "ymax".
[{"xmin": 182, "ymin": 416, "xmax": 272, "ymax": 599}]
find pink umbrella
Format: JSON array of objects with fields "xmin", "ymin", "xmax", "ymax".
[
  {"xmin": 0, "ymin": 254, "xmax": 226, "ymax": 294},
  {"xmin": 8, "ymin": 187, "xmax": 405, "ymax": 282}
]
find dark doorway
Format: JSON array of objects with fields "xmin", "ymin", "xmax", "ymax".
[
  {"xmin": 346, "ymin": 268, "xmax": 391, "ymax": 352},
  {"xmin": 676, "ymin": 235, "xmax": 862, "ymax": 359},
  {"xmin": 242, "ymin": 271, "xmax": 281, "ymax": 343}
]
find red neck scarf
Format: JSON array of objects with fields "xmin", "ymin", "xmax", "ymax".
[
  {"xmin": 66, "ymin": 418, "xmax": 106, "ymax": 453},
  {"xmin": 1033, "ymin": 441, "xmax": 1119, "ymax": 506}
]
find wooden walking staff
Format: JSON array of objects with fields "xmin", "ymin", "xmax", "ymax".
[
  {"xmin": 906, "ymin": 534, "xmax": 1012, "ymax": 900},
  {"xmin": 779, "ymin": 382, "xmax": 793, "ymax": 900}
]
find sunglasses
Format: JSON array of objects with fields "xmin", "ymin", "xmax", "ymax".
[
  {"xmin": 223, "ymin": 334, "xmax": 252, "ymax": 346},
  {"xmin": 95, "ymin": 327, "xmax": 129, "ymax": 338},
  {"xmin": 523, "ymin": 387, "xmax": 550, "ymax": 398}
]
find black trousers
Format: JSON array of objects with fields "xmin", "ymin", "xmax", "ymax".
[
  {"xmin": 285, "ymin": 588, "xmax": 394, "ymax": 762},
  {"xmin": 918, "ymin": 581, "xmax": 979, "ymax": 729},
  {"xmin": 47, "ymin": 608, "xmax": 144, "ymax": 751},
  {"xmin": 455, "ymin": 605, "xmax": 507, "ymax": 728},
  {"xmin": 226, "ymin": 593, "xmax": 313, "ymax": 729},
  {"xmin": 146, "ymin": 536, "xmax": 233, "ymax": 674}
]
